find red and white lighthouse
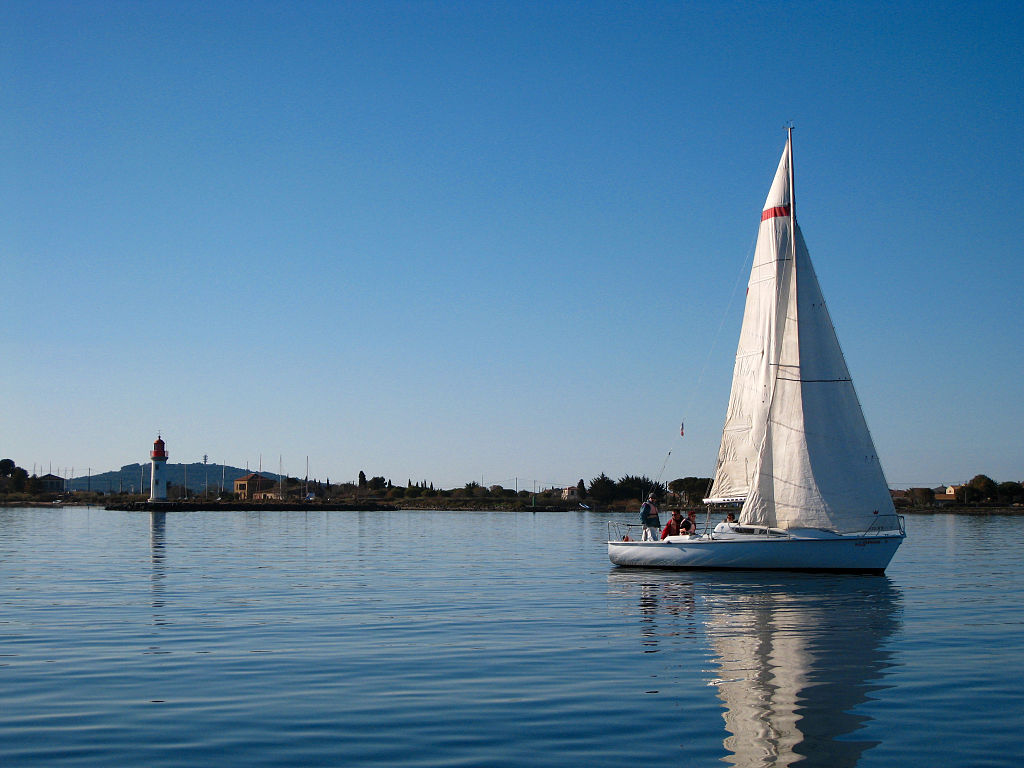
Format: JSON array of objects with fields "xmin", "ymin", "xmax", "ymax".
[{"xmin": 149, "ymin": 435, "xmax": 169, "ymax": 502}]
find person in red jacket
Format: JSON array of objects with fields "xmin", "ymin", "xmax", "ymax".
[{"xmin": 661, "ymin": 509, "xmax": 684, "ymax": 539}]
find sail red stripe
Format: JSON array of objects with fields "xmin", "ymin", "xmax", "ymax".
[{"xmin": 761, "ymin": 205, "xmax": 790, "ymax": 221}]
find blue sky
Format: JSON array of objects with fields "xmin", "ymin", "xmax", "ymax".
[{"xmin": 3, "ymin": 0, "xmax": 1022, "ymax": 490}]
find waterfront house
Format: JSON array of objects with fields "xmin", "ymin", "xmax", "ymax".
[
  {"xmin": 234, "ymin": 472, "xmax": 276, "ymax": 500},
  {"xmin": 38, "ymin": 473, "xmax": 65, "ymax": 493}
]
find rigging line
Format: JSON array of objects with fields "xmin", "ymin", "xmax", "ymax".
[
  {"xmin": 648, "ymin": 450, "xmax": 672, "ymax": 497},
  {"xmin": 661, "ymin": 225, "xmax": 760, "ymax": 489},
  {"xmin": 647, "ymin": 231, "xmax": 761, "ymax": 495},
  {"xmin": 679, "ymin": 229, "xmax": 759, "ymax": 420},
  {"xmin": 776, "ymin": 376, "xmax": 851, "ymax": 383},
  {"xmin": 656, "ymin": 450, "xmax": 671, "ymax": 482}
]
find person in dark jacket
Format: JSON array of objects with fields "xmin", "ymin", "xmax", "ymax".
[
  {"xmin": 639, "ymin": 493, "xmax": 661, "ymax": 540},
  {"xmin": 680, "ymin": 509, "xmax": 698, "ymax": 535}
]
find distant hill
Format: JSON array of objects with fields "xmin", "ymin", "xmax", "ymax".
[{"xmin": 66, "ymin": 463, "xmax": 281, "ymax": 494}]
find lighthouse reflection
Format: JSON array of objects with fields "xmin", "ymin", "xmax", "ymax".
[
  {"xmin": 610, "ymin": 571, "xmax": 902, "ymax": 767},
  {"xmin": 149, "ymin": 511, "xmax": 168, "ymax": 622}
]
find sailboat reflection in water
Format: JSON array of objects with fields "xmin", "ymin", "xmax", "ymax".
[
  {"xmin": 708, "ymin": 576, "xmax": 901, "ymax": 767},
  {"xmin": 610, "ymin": 572, "xmax": 902, "ymax": 766}
]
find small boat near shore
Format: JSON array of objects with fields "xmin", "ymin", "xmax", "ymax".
[{"xmin": 609, "ymin": 129, "xmax": 905, "ymax": 572}]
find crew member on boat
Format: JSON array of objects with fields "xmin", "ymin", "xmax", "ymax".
[
  {"xmin": 681, "ymin": 509, "xmax": 698, "ymax": 535},
  {"xmin": 661, "ymin": 509, "xmax": 684, "ymax": 539},
  {"xmin": 639, "ymin": 494, "xmax": 661, "ymax": 540}
]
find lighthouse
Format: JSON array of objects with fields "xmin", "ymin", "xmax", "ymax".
[{"xmin": 149, "ymin": 435, "xmax": 169, "ymax": 502}]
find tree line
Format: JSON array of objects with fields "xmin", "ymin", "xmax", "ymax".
[
  {"xmin": 3, "ymin": 457, "xmax": 1021, "ymax": 508},
  {"xmin": 583, "ymin": 474, "xmax": 712, "ymax": 506},
  {"xmin": 339, "ymin": 472, "xmax": 714, "ymax": 507},
  {"xmin": 0, "ymin": 459, "xmax": 36, "ymax": 494},
  {"xmin": 901, "ymin": 475, "xmax": 1024, "ymax": 507}
]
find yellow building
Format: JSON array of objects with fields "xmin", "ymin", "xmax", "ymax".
[{"xmin": 234, "ymin": 472, "xmax": 276, "ymax": 500}]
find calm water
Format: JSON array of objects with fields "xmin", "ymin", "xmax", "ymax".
[{"xmin": 0, "ymin": 508, "xmax": 1021, "ymax": 767}]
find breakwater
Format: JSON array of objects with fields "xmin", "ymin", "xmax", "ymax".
[{"xmin": 105, "ymin": 500, "xmax": 399, "ymax": 512}]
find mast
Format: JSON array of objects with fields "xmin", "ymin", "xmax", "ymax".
[{"xmin": 788, "ymin": 125, "xmax": 795, "ymax": 224}]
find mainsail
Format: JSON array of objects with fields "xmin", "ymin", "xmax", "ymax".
[{"xmin": 707, "ymin": 132, "xmax": 896, "ymax": 533}]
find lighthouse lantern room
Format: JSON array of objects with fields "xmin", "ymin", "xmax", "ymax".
[{"xmin": 149, "ymin": 435, "xmax": 169, "ymax": 502}]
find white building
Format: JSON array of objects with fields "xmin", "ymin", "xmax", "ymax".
[{"xmin": 149, "ymin": 435, "xmax": 168, "ymax": 502}]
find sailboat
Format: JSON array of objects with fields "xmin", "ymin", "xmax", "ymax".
[{"xmin": 608, "ymin": 129, "xmax": 906, "ymax": 572}]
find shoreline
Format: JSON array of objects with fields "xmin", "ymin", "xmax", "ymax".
[
  {"xmin": 1, "ymin": 500, "xmax": 1022, "ymax": 515},
  {"xmin": 897, "ymin": 506, "xmax": 1024, "ymax": 516},
  {"xmin": 103, "ymin": 500, "xmax": 399, "ymax": 512}
]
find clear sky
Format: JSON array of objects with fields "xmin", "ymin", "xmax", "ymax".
[{"xmin": 3, "ymin": 0, "xmax": 1022, "ymax": 490}]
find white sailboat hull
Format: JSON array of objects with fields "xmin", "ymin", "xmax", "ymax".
[{"xmin": 607, "ymin": 532, "xmax": 904, "ymax": 573}]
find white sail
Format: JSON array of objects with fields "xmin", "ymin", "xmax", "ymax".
[
  {"xmin": 708, "ymin": 133, "xmax": 896, "ymax": 533},
  {"xmin": 707, "ymin": 139, "xmax": 795, "ymax": 504}
]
